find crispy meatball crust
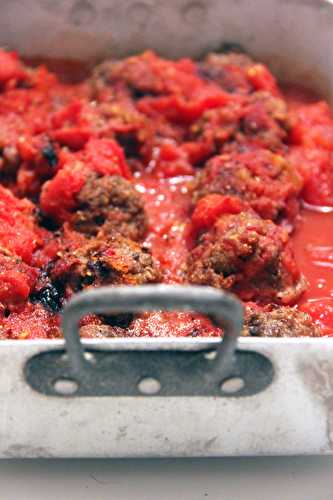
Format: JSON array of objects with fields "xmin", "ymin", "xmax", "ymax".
[
  {"xmin": 71, "ymin": 173, "xmax": 147, "ymax": 241},
  {"xmin": 243, "ymin": 304, "xmax": 321, "ymax": 337},
  {"xmin": 50, "ymin": 232, "xmax": 161, "ymax": 294}
]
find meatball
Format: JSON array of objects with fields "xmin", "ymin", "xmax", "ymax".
[
  {"xmin": 243, "ymin": 303, "xmax": 321, "ymax": 337},
  {"xmin": 71, "ymin": 173, "xmax": 147, "ymax": 241},
  {"xmin": 198, "ymin": 51, "xmax": 281, "ymax": 97},
  {"xmin": 40, "ymin": 137, "xmax": 132, "ymax": 224},
  {"xmin": 49, "ymin": 232, "xmax": 161, "ymax": 294},
  {"xmin": 80, "ymin": 323, "xmax": 125, "ymax": 338},
  {"xmin": 187, "ymin": 211, "xmax": 306, "ymax": 304},
  {"xmin": 79, "ymin": 311, "xmax": 134, "ymax": 338},
  {"xmin": 91, "ymin": 50, "xmax": 201, "ymax": 99},
  {"xmin": 198, "ymin": 52, "xmax": 255, "ymax": 94},
  {"xmin": 190, "ymin": 100, "xmax": 244, "ymax": 155},
  {"xmin": 191, "ymin": 91, "xmax": 290, "ymax": 153},
  {"xmin": 192, "ymin": 149, "xmax": 302, "ymax": 224},
  {"xmin": 90, "ymin": 56, "xmax": 157, "ymax": 99},
  {"xmin": 40, "ymin": 141, "xmax": 148, "ymax": 240},
  {"xmin": 240, "ymin": 91, "xmax": 290, "ymax": 150}
]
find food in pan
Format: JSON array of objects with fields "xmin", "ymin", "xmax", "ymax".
[{"xmin": 0, "ymin": 48, "xmax": 331, "ymax": 338}]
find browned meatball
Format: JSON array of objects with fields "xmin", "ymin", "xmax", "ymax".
[
  {"xmin": 240, "ymin": 91, "xmax": 291, "ymax": 149},
  {"xmin": 49, "ymin": 232, "xmax": 161, "ymax": 294},
  {"xmin": 79, "ymin": 312, "xmax": 134, "ymax": 338},
  {"xmin": 90, "ymin": 58, "xmax": 150, "ymax": 99},
  {"xmin": 243, "ymin": 304, "xmax": 320, "ymax": 337},
  {"xmin": 191, "ymin": 91, "xmax": 290, "ymax": 153},
  {"xmin": 90, "ymin": 52, "xmax": 169, "ymax": 99},
  {"xmin": 71, "ymin": 173, "xmax": 147, "ymax": 241},
  {"xmin": 80, "ymin": 323, "xmax": 125, "ymax": 338},
  {"xmin": 198, "ymin": 52, "xmax": 255, "ymax": 94},
  {"xmin": 192, "ymin": 149, "xmax": 302, "ymax": 224},
  {"xmin": 187, "ymin": 211, "xmax": 306, "ymax": 304}
]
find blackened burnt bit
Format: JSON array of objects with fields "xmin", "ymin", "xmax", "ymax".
[
  {"xmin": 31, "ymin": 284, "xmax": 63, "ymax": 313},
  {"xmin": 42, "ymin": 143, "xmax": 58, "ymax": 167}
]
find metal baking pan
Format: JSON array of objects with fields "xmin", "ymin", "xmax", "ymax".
[{"xmin": 1, "ymin": 0, "xmax": 333, "ymax": 458}]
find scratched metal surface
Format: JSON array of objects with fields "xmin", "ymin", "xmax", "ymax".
[
  {"xmin": 0, "ymin": 337, "xmax": 331, "ymax": 457},
  {"xmin": 0, "ymin": 0, "xmax": 332, "ymax": 457}
]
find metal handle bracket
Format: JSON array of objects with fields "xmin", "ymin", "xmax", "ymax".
[{"xmin": 25, "ymin": 285, "xmax": 273, "ymax": 397}]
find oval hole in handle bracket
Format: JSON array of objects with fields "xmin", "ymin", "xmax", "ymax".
[{"xmin": 24, "ymin": 285, "xmax": 274, "ymax": 397}]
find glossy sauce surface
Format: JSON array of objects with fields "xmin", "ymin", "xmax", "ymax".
[
  {"xmin": 135, "ymin": 174, "xmax": 192, "ymax": 283},
  {"xmin": 293, "ymin": 209, "xmax": 333, "ymax": 302},
  {"xmin": 292, "ymin": 208, "xmax": 333, "ymax": 335}
]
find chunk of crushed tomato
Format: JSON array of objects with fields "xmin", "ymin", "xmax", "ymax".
[
  {"xmin": 0, "ymin": 185, "xmax": 43, "ymax": 263},
  {"xmin": 289, "ymin": 102, "xmax": 333, "ymax": 206},
  {"xmin": 191, "ymin": 194, "xmax": 246, "ymax": 235}
]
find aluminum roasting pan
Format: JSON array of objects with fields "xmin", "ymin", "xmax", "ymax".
[{"xmin": 1, "ymin": 0, "xmax": 333, "ymax": 458}]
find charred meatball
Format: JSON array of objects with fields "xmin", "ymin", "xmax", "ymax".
[
  {"xmin": 243, "ymin": 303, "xmax": 320, "ymax": 337},
  {"xmin": 192, "ymin": 149, "xmax": 302, "ymax": 224},
  {"xmin": 187, "ymin": 211, "xmax": 306, "ymax": 304},
  {"xmin": 71, "ymin": 173, "xmax": 147, "ymax": 240},
  {"xmin": 50, "ymin": 232, "xmax": 161, "ymax": 294}
]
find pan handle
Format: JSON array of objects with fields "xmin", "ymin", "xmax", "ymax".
[
  {"xmin": 61, "ymin": 284, "xmax": 243, "ymax": 378},
  {"xmin": 25, "ymin": 285, "xmax": 273, "ymax": 397}
]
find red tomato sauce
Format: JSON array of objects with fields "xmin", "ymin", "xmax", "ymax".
[
  {"xmin": 292, "ymin": 208, "xmax": 333, "ymax": 335},
  {"xmin": 0, "ymin": 51, "xmax": 332, "ymax": 338},
  {"xmin": 135, "ymin": 174, "xmax": 192, "ymax": 283}
]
